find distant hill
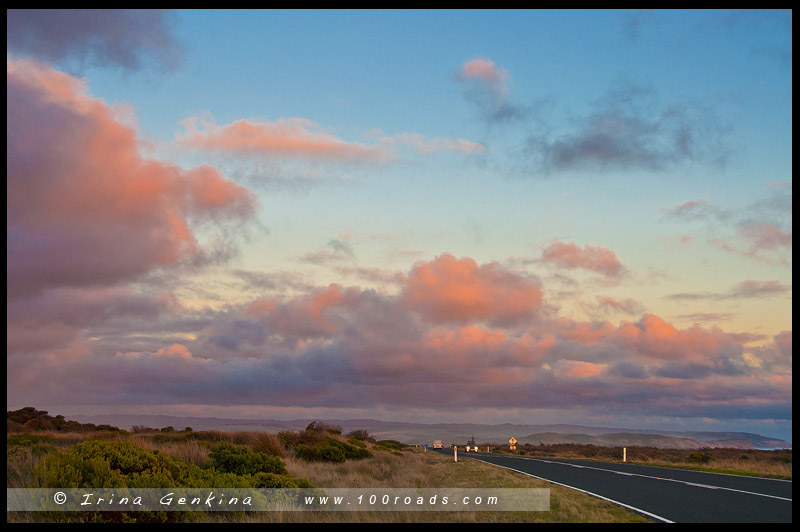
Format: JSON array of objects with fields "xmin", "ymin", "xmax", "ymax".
[{"xmin": 63, "ymin": 414, "xmax": 791, "ymax": 450}]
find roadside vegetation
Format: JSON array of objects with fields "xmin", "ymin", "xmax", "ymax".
[
  {"xmin": 8, "ymin": 410, "xmax": 649, "ymax": 523},
  {"xmin": 486, "ymin": 442, "xmax": 792, "ymax": 480}
]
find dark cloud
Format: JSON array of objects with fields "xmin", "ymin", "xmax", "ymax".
[
  {"xmin": 7, "ymin": 9, "xmax": 182, "ymax": 72},
  {"xmin": 528, "ymin": 82, "xmax": 731, "ymax": 173}
]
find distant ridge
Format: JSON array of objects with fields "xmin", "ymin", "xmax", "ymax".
[{"xmin": 64, "ymin": 414, "xmax": 791, "ymax": 450}]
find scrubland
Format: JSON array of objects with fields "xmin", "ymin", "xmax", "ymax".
[{"xmin": 7, "ymin": 422, "xmax": 649, "ymax": 523}]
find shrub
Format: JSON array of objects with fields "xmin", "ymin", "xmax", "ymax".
[
  {"xmin": 251, "ymin": 472, "xmax": 313, "ymax": 488},
  {"xmin": 25, "ymin": 438, "xmax": 312, "ymax": 523},
  {"xmin": 347, "ymin": 429, "xmax": 377, "ymax": 443},
  {"xmin": 374, "ymin": 440, "xmax": 407, "ymax": 451},
  {"xmin": 209, "ymin": 443, "xmax": 288, "ymax": 476},
  {"xmin": 688, "ymin": 452, "xmax": 713, "ymax": 464},
  {"xmin": 326, "ymin": 438, "xmax": 372, "ymax": 460},
  {"xmin": 295, "ymin": 444, "xmax": 346, "ymax": 463}
]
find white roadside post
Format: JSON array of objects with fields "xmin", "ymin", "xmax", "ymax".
[
  {"xmin": 623, "ymin": 447, "xmax": 627, "ymax": 462},
  {"xmin": 454, "ymin": 446, "xmax": 458, "ymax": 462}
]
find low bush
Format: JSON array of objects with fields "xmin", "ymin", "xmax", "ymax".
[
  {"xmin": 295, "ymin": 444, "xmax": 346, "ymax": 463},
  {"xmin": 688, "ymin": 452, "xmax": 714, "ymax": 464},
  {"xmin": 208, "ymin": 443, "xmax": 287, "ymax": 476}
]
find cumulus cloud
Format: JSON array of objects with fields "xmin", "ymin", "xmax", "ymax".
[
  {"xmin": 6, "ymin": 248, "xmax": 791, "ymax": 424},
  {"xmin": 400, "ymin": 253, "xmax": 544, "ymax": 326},
  {"xmin": 7, "ymin": 9, "xmax": 181, "ymax": 71},
  {"xmin": 7, "ymin": 59, "xmax": 256, "ymax": 298}
]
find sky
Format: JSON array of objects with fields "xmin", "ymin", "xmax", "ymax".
[{"xmin": 6, "ymin": 10, "xmax": 792, "ymax": 441}]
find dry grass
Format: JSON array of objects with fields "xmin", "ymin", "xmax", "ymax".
[
  {"xmin": 252, "ymin": 432, "xmax": 285, "ymax": 458},
  {"xmin": 628, "ymin": 456, "xmax": 792, "ymax": 479},
  {"xmin": 504, "ymin": 443, "xmax": 792, "ymax": 480},
  {"xmin": 216, "ymin": 448, "xmax": 651, "ymax": 523}
]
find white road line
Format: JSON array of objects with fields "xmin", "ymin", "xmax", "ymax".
[
  {"xmin": 471, "ymin": 458, "xmax": 674, "ymax": 523},
  {"xmin": 515, "ymin": 458, "xmax": 793, "ymax": 502},
  {"xmin": 525, "ymin": 456, "xmax": 793, "ymax": 482}
]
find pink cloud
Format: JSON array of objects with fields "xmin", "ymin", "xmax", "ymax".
[
  {"xmin": 455, "ymin": 57, "xmax": 523, "ymax": 123},
  {"xmin": 458, "ymin": 58, "xmax": 509, "ymax": 88},
  {"xmin": 155, "ymin": 344, "xmax": 194, "ymax": 360},
  {"xmin": 177, "ymin": 115, "xmax": 394, "ymax": 163},
  {"xmin": 541, "ymin": 241, "xmax": 626, "ymax": 277},
  {"xmin": 6, "ymin": 239, "xmax": 790, "ymax": 423},
  {"xmin": 400, "ymin": 253, "xmax": 543, "ymax": 326},
  {"xmin": 554, "ymin": 319, "xmax": 616, "ymax": 345},
  {"xmin": 614, "ymin": 314, "xmax": 737, "ymax": 362},
  {"xmin": 553, "ymin": 360, "xmax": 606, "ymax": 378},
  {"xmin": 7, "ymin": 59, "xmax": 256, "ymax": 297}
]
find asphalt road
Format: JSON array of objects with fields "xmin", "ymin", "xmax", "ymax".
[{"xmin": 432, "ymin": 449, "xmax": 792, "ymax": 522}]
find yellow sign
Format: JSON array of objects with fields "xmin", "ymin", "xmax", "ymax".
[{"xmin": 509, "ymin": 437, "xmax": 517, "ymax": 445}]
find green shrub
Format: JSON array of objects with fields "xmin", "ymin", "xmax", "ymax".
[
  {"xmin": 209, "ymin": 443, "xmax": 287, "ymax": 476},
  {"xmin": 326, "ymin": 438, "xmax": 371, "ymax": 460},
  {"xmin": 33, "ymin": 439, "xmax": 256, "ymax": 489},
  {"xmin": 25, "ymin": 438, "xmax": 314, "ymax": 523},
  {"xmin": 251, "ymin": 472, "xmax": 313, "ymax": 488},
  {"xmin": 295, "ymin": 444, "xmax": 346, "ymax": 463},
  {"xmin": 688, "ymin": 452, "xmax": 713, "ymax": 464},
  {"xmin": 347, "ymin": 438, "xmax": 367, "ymax": 448},
  {"xmin": 346, "ymin": 429, "xmax": 376, "ymax": 443},
  {"xmin": 374, "ymin": 440, "xmax": 407, "ymax": 451}
]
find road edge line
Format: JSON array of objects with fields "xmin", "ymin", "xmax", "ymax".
[{"xmin": 469, "ymin": 456, "xmax": 675, "ymax": 524}]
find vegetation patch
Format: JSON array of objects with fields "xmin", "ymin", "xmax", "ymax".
[{"xmin": 209, "ymin": 442, "xmax": 288, "ymax": 476}]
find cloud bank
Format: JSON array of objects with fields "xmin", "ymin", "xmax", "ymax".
[{"xmin": 7, "ymin": 58, "xmax": 256, "ymax": 298}]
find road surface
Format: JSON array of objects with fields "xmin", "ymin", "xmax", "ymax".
[{"xmin": 433, "ymin": 449, "xmax": 792, "ymax": 522}]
